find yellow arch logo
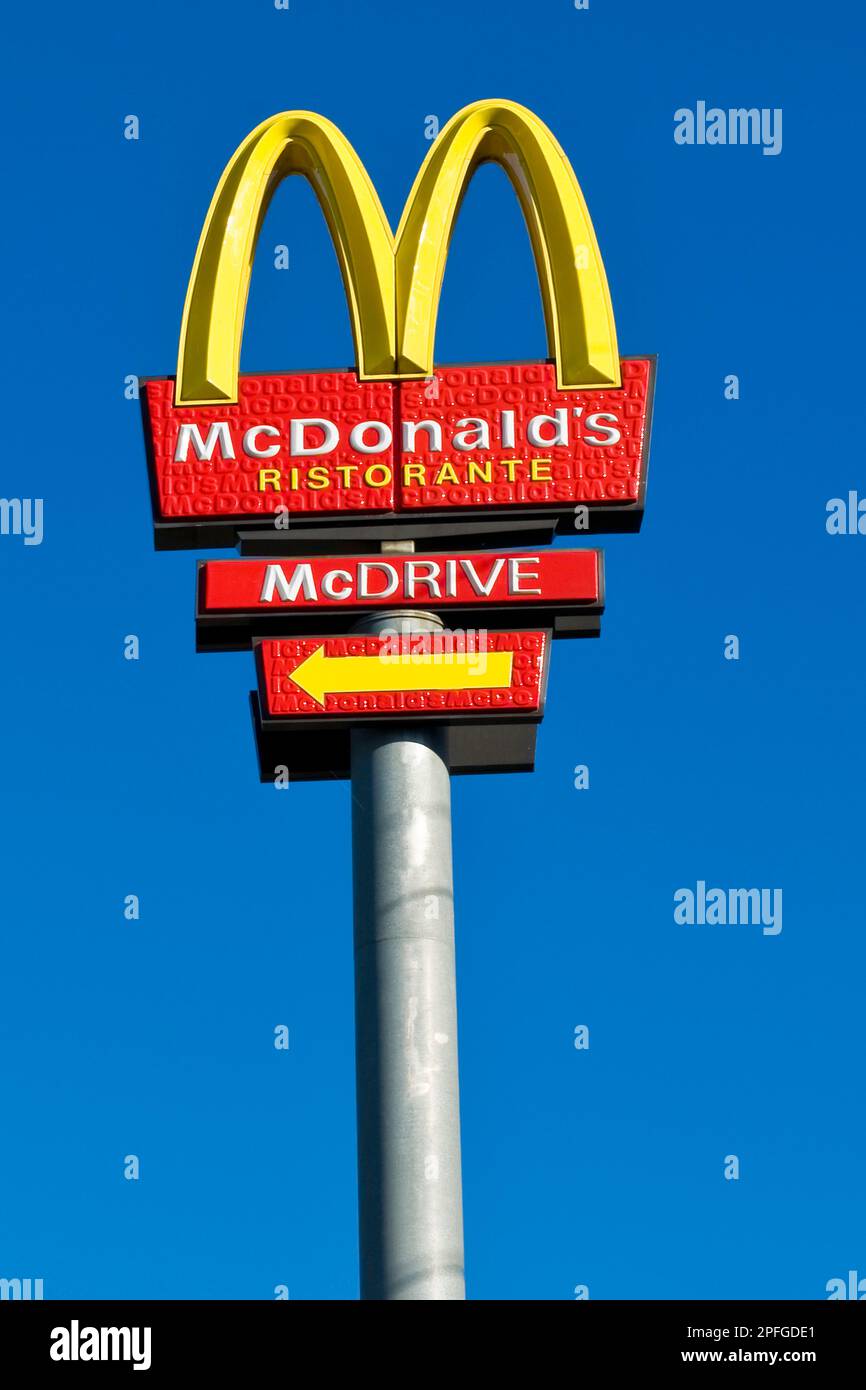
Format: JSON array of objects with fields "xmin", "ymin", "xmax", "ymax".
[{"xmin": 176, "ymin": 99, "xmax": 620, "ymax": 406}]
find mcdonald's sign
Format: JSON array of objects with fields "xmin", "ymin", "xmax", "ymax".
[{"xmin": 141, "ymin": 101, "xmax": 655, "ymax": 549}]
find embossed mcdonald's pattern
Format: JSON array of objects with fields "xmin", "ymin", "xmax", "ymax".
[
  {"xmin": 143, "ymin": 358, "xmax": 652, "ymax": 536},
  {"xmin": 144, "ymin": 371, "xmax": 399, "ymax": 524},
  {"xmin": 255, "ymin": 630, "xmax": 551, "ymax": 721}
]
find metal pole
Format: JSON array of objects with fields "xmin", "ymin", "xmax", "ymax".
[{"xmin": 350, "ymin": 607, "xmax": 465, "ymax": 1300}]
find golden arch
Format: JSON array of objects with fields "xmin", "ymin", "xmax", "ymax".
[{"xmin": 176, "ymin": 100, "xmax": 620, "ymax": 405}]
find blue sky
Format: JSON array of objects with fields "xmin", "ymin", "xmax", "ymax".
[{"xmin": 0, "ymin": 0, "xmax": 863, "ymax": 1299}]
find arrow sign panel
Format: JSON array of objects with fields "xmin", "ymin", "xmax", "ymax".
[
  {"xmin": 255, "ymin": 630, "xmax": 551, "ymax": 721},
  {"xmin": 288, "ymin": 643, "xmax": 516, "ymax": 706}
]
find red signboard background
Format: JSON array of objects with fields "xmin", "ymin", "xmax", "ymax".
[
  {"xmin": 144, "ymin": 359, "xmax": 652, "ymax": 525},
  {"xmin": 257, "ymin": 631, "xmax": 550, "ymax": 719},
  {"xmin": 145, "ymin": 372, "xmax": 396, "ymax": 520},
  {"xmin": 397, "ymin": 359, "xmax": 650, "ymax": 511}
]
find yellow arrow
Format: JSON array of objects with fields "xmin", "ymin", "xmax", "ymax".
[{"xmin": 288, "ymin": 644, "xmax": 514, "ymax": 707}]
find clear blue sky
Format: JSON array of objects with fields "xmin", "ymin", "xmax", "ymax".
[{"xmin": 1, "ymin": 0, "xmax": 863, "ymax": 1299}]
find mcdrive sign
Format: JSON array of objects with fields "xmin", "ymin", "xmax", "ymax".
[
  {"xmin": 196, "ymin": 547, "xmax": 603, "ymax": 647},
  {"xmin": 141, "ymin": 100, "xmax": 655, "ymax": 549}
]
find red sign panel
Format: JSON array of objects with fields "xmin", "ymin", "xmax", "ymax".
[
  {"xmin": 143, "ymin": 359, "xmax": 653, "ymax": 535},
  {"xmin": 201, "ymin": 548, "xmax": 601, "ymax": 615},
  {"xmin": 398, "ymin": 359, "xmax": 651, "ymax": 511},
  {"xmin": 256, "ymin": 630, "xmax": 550, "ymax": 720},
  {"xmin": 144, "ymin": 371, "xmax": 396, "ymax": 521}
]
